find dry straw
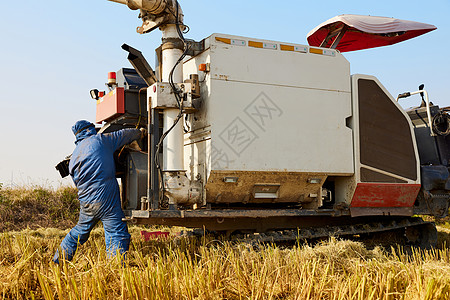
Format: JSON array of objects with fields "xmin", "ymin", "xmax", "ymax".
[
  {"xmin": 0, "ymin": 226, "xmax": 448, "ymax": 299},
  {"xmin": 0, "ymin": 186, "xmax": 449, "ymax": 299}
]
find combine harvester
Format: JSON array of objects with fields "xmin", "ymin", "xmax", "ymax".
[{"xmin": 58, "ymin": 0, "xmax": 450, "ymax": 247}]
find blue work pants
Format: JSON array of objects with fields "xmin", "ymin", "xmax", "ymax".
[{"xmin": 53, "ymin": 198, "xmax": 130, "ymax": 263}]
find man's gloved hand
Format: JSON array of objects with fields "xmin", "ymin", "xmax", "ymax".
[{"xmin": 140, "ymin": 127, "xmax": 147, "ymax": 139}]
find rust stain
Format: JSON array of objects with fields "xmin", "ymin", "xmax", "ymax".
[
  {"xmin": 205, "ymin": 171, "xmax": 327, "ymax": 205},
  {"xmin": 218, "ymin": 74, "xmax": 229, "ymax": 81}
]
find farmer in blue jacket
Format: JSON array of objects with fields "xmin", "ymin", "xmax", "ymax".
[{"xmin": 53, "ymin": 120, "xmax": 143, "ymax": 263}]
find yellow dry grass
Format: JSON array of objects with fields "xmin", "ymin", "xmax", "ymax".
[{"xmin": 0, "ymin": 226, "xmax": 449, "ymax": 299}]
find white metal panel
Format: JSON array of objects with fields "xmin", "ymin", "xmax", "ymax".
[
  {"xmin": 208, "ymin": 80, "xmax": 353, "ymax": 174},
  {"xmin": 209, "ymin": 33, "xmax": 351, "ymax": 93},
  {"xmin": 183, "ymin": 33, "xmax": 354, "ymax": 176}
]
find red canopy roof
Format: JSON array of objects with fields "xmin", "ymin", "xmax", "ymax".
[{"xmin": 307, "ymin": 15, "xmax": 436, "ymax": 52}]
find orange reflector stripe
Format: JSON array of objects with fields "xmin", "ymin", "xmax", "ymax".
[
  {"xmin": 280, "ymin": 44, "xmax": 295, "ymax": 51},
  {"xmin": 248, "ymin": 41, "xmax": 263, "ymax": 48},
  {"xmin": 215, "ymin": 37, "xmax": 231, "ymax": 44},
  {"xmin": 309, "ymin": 48, "xmax": 323, "ymax": 55}
]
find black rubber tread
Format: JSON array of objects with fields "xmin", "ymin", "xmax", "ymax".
[{"xmin": 228, "ymin": 218, "xmax": 437, "ymax": 249}]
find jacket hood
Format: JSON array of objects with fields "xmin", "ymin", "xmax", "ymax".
[{"xmin": 72, "ymin": 120, "xmax": 96, "ymax": 145}]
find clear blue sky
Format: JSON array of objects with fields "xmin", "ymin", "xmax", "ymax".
[{"xmin": 0, "ymin": 0, "xmax": 449, "ymax": 187}]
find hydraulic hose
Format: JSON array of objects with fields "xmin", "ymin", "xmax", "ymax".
[{"xmin": 432, "ymin": 111, "xmax": 450, "ymax": 136}]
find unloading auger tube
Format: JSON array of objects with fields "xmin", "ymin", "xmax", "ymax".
[
  {"xmin": 108, "ymin": 0, "xmax": 184, "ymax": 34},
  {"xmin": 108, "ymin": 0, "xmax": 201, "ymax": 208},
  {"xmin": 108, "ymin": 0, "xmax": 167, "ymax": 14}
]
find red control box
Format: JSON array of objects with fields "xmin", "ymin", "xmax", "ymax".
[{"xmin": 96, "ymin": 87, "xmax": 125, "ymax": 123}]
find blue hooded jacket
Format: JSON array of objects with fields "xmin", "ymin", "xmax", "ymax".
[
  {"xmin": 72, "ymin": 120, "xmax": 97, "ymax": 145},
  {"xmin": 69, "ymin": 120, "xmax": 141, "ymax": 204}
]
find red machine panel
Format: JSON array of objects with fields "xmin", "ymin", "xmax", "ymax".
[
  {"xmin": 96, "ymin": 87, "xmax": 125, "ymax": 123},
  {"xmin": 350, "ymin": 183, "xmax": 421, "ymax": 208}
]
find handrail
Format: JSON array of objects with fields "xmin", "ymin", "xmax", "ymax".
[{"xmin": 397, "ymin": 89, "xmax": 434, "ymax": 136}]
